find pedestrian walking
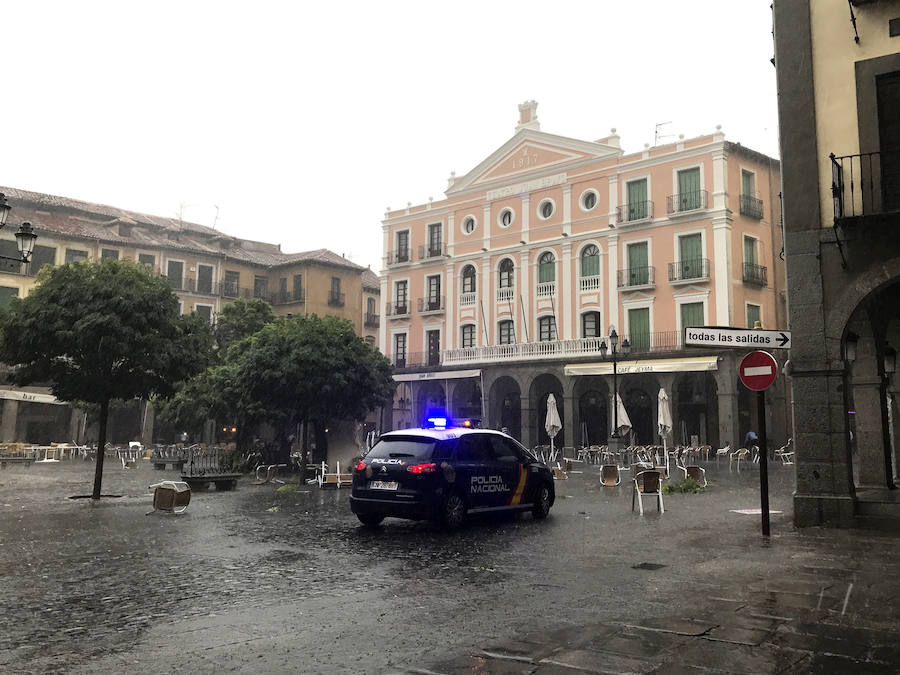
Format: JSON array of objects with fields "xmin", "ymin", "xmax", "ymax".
[{"xmin": 744, "ymin": 430, "xmax": 758, "ymax": 447}]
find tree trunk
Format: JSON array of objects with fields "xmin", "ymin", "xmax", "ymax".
[{"xmin": 91, "ymin": 399, "xmax": 110, "ymax": 500}]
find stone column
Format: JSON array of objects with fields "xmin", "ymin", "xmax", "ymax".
[
  {"xmin": 852, "ymin": 375, "xmax": 887, "ymax": 487},
  {"xmin": 1, "ymin": 399, "xmax": 18, "ymax": 443},
  {"xmin": 714, "ymin": 354, "xmax": 739, "ymax": 449},
  {"xmin": 520, "ymin": 395, "xmax": 534, "ymax": 449}
]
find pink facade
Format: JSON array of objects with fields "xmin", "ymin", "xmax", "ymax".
[{"xmin": 380, "ymin": 104, "xmax": 784, "ymax": 450}]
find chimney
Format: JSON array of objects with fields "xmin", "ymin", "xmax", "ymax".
[{"xmin": 516, "ymin": 100, "xmax": 540, "ymax": 133}]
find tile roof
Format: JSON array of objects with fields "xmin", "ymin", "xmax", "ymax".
[
  {"xmin": 361, "ymin": 268, "xmax": 380, "ymax": 290},
  {"xmin": 0, "ymin": 186, "xmax": 365, "ymax": 272}
]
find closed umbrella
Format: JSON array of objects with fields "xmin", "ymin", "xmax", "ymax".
[
  {"xmin": 545, "ymin": 393, "xmax": 562, "ymax": 460},
  {"xmin": 615, "ymin": 393, "xmax": 632, "ymax": 436},
  {"xmin": 658, "ymin": 388, "xmax": 673, "ymax": 471}
]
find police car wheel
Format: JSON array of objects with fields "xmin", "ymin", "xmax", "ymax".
[
  {"xmin": 357, "ymin": 513, "xmax": 385, "ymax": 527},
  {"xmin": 442, "ymin": 491, "xmax": 467, "ymax": 529},
  {"xmin": 532, "ymin": 483, "xmax": 551, "ymax": 520}
]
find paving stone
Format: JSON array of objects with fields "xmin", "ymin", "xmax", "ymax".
[
  {"xmin": 541, "ymin": 648, "xmax": 650, "ymax": 674},
  {"xmin": 668, "ymin": 639, "xmax": 808, "ymax": 673}
]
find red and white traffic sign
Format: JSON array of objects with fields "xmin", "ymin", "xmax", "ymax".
[{"xmin": 739, "ymin": 351, "xmax": 778, "ymax": 391}]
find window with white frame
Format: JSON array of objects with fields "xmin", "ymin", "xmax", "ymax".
[
  {"xmin": 426, "ymin": 275, "xmax": 441, "ymax": 310},
  {"xmin": 581, "ymin": 245, "xmax": 600, "ymax": 277},
  {"xmin": 462, "ymin": 216, "xmax": 476, "ymax": 235},
  {"xmin": 582, "ymin": 311, "xmax": 601, "ymax": 338},
  {"xmin": 539, "ymin": 315, "xmax": 557, "ymax": 342},
  {"xmin": 626, "ymin": 178, "xmax": 649, "ymax": 221},
  {"xmin": 628, "ymin": 307, "xmax": 650, "ymax": 351},
  {"xmin": 680, "ymin": 302, "xmax": 704, "ymax": 330},
  {"xmin": 194, "ymin": 304, "xmax": 213, "ymax": 324},
  {"xmin": 538, "ymin": 252, "xmax": 555, "ymax": 283},
  {"xmin": 396, "ymin": 230, "xmax": 410, "ymax": 262},
  {"xmin": 393, "ymin": 333, "xmax": 407, "ymax": 366},
  {"xmin": 461, "ymin": 265, "xmax": 476, "ymax": 293},
  {"xmin": 676, "ymin": 167, "xmax": 702, "ymax": 211},
  {"xmin": 394, "ymin": 280, "xmax": 408, "ymax": 314},
  {"xmin": 499, "ymin": 320, "xmax": 514, "ymax": 345},
  {"xmin": 580, "ymin": 190, "xmax": 598, "ymax": 212},
  {"xmin": 461, "ymin": 324, "xmax": 476, "ymax": 348},
  {"xmin": 538, "ymin": 199, "xmax": 555, "ymax": 220},
  {"xmin": 499, "ymin": 208, "xmax": 514, "ymax": 227},
  {"xmin": 677, "ymin": 233, "xmax": 703, "ymax": 280},
  {"xmin": 499, "ymin": 258, "xmax": 514, "ymax": 288}
]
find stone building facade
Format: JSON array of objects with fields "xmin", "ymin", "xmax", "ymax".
[{"xmin": 774, "ymin": 0, "xmax": 900, "ymax": 526}]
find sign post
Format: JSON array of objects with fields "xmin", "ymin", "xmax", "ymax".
[{"xmin": 739, "ymin": 350, "xmax": 778, "ymax": 537}]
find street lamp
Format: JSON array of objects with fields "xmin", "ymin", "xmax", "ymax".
[
  {"xmin": 0, "ymin": 194, "xmax": 38, "ymax": 264},
  {"xmin": 599, "ymin": 327, "xmax": 631, "ymax": 455}
]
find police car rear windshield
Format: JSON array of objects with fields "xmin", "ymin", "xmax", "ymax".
[{"xmin": 366, "ymin": 438, "xmax": 436, "ymax": 461}]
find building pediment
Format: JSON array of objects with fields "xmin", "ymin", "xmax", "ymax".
[{"xmin": 446, "ymin": 129, "xmax": 623, "ymax": 196}]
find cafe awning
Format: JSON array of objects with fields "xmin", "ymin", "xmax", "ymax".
[
  {"xmin": 393, "ymin": 369, "xmax": 481, "ymax": 382},
  {"xmin": 564, "ymin": 355, "xmax": 719, "ymax": 377}
]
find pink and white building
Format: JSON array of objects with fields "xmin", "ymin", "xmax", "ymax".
[{"xmin": 380, "ymin": 102, "xmax": 785, "ymax": 450}]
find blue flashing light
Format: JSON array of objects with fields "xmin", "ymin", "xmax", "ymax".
[
  {"xmin": 423, "ymin": 408, "xmax": 451, "ymax": 429},
  {"xmin": 426, "ymin": 417, "xmax": 448, "ymax": 429}
]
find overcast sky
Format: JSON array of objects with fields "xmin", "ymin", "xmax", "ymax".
[{"xmin": 2, "ymin": 1, "xmax": 778, "ymax": 273}]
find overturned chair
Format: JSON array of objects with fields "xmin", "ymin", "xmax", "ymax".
[
  {"xmin": 600, "ymin": 464, "xmax": 621, "ymax": 486},
  {"xmin": 148, "ymin": 480, "xmax": 191, "ymax": 514}
]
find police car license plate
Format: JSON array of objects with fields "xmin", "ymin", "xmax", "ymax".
[{"xmin": 370, "ymin": 480, "xmax": 398, "ymax": 490}]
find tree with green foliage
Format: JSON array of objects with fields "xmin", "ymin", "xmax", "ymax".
[
  {"xmin": 0, "ymin": 259, "xmax": 213, "ymax": 499},
  {"xmin": 212, "ymin": 298, "xmax": 275, "ymax": 357},
  {"xmin": 223, "ymin": 313, "xmax": 394, "ymax": 461}
]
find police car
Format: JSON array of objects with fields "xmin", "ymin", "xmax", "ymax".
[{"xmin": 349, "ymin": 416, "xmax": 555, "ymax": 528}]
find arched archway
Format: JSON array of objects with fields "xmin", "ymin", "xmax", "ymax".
[
  {"xmin": 451, "ymin": 379, "xmax": 482, "ymax": 422},
  {"xmin": 529, "ymin": 373, "xmax": 564, "ymax": 446},
  {"xmin": 392, "ymin": 382, "xmax": 413, "ymax": 430},
  {"xmin": 623, "ymin": 387, "xmax": 653, "ymax": 445},
  {"xmin": 489, "ymin": 376, "xmax": 522, "ymax": 440},
  {"xmin": 573, "ymin": 375, "xmax": 609, "ymax": 447},
  {"xmin": 675, "ymin": 373, "xmax": 719, "ymax": 447},
  {"xmin": 415, "ymin": 382, "xmax": 446, "ymax": 428}
]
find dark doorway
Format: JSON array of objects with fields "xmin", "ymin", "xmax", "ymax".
[{"xmin": 578, "ymin": 390, "xmax": 608, "ymax": 447}]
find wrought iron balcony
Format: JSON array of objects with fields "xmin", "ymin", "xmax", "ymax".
[
  {"xmin": 668, "ymin": 258, "xmax": 710, "ymax": 283},
  {"xmin": 616, "ymin": 200, "xmax": 654, "ymax": 223},
  {"xmin": 417, "ymin": 296, "xmax": 445, "ymax": 313},
  {"xmin": 270, "ymin": 288, "xmax": 305, "ymax": 305},
  {"xmin": 666, "ymin": 190, "xmax": 708, "ymax": 215},
  {"xmin": 617, "ymin": 266, "xmax": 655, "ymax": 289},
  {"xmin": 386, "ymin": 301, "xmax": 410, "ymax": 318},
  {"xmin": 742, "ymin": 262, "xmax": 768, "ymax": 286},
  {"xmin": 364, "ymin": 312, "xmax": 380, "ymax": 328},
  {"xmin": 830, "ymin": 151, "xmax": 900, "ymax": 223},
  {"xmin": 328, "ymin": 291, "xmax": 345, "ymax": 307},
  {"xmin": 418, "ymin": 242, "xmax": 446, "ymax": 260},
  {"xmin": 740, "ymin": 194, "xmax": 763, "ymax": 219},
  {"xmin": 385, "ymin": 249, "xmax": 411, "ymax": 265}
]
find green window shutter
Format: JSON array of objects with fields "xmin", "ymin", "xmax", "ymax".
[
  {"xmin": 539, "ymin": 261, "xmax": 555, "ymax": 283},
  {"xmin": 741, "ymin": 170, "xmax": 755, "ymax": 196},
  {"xmin": 678, "ymin": 168, "xmax": 701, "ymax": 210},
  {"xmin": 581, "ymin": 253, "xmax": 599, "ymax": 277},
  {"xmin": 628, "ymin": 307, "xmax": 650, "ymax": 351},
  {"xmin": 627, "ymin": 179, "xmax": 648, "ymax": 220},
  {"xmin": 679, "ymin": 234, "xmax": 703, "ymax": 278},
  {"xmin": 628, "ymin": 243, "xmax": 648, "ymax": 285},
  {"xmin": 744, "ymin": 237, "xmax": 757, "ymax": 265},
  {"xmin": 746, "ymin": 304, "xmax": 761, "ymax": 329},
  {"xmin": 680, "ymin": 302, "xmax": 704, "ymax": 329}
]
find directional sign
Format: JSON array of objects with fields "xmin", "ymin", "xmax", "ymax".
[
  {"xmin": 739, "ymin": 351, "xmax": 778, "ymax": 391},
  {"xmin": 684, "ymin": 327, "xmax": 791, "ymax": 350}
]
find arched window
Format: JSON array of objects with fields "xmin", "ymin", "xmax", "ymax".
[
  {"xmin": 538, "ymin": 252, "xmax": 556, "ymax": 283},
  {"xmin": 581, "ymin": 245, "xmax": 600, "ymax": 277},
  {"xmin": 461, "ymin": 265, "xmax": 476, "ymax": 294},
  {"xmin": 498, "ymin": 258, "xmax": 514, "ymax": 288},
  {"xmin": 461, "ymin": 324, "xmax": 476, "ymax": 348}
]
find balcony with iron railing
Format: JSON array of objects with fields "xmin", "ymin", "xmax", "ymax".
[
  {"xmin": 668, "ymin": 258, "xmax": 710, "ymax": 284},
  {"xmin": 393, "ymin": 351, "xmax": 440, "ymax": 369},
  {"xmin": 417, "ymin": 296, "xmax": 445, "ymax": 313},
  {"xmin": 270, "ymin": 288, "xmax": 306, "ymax": 305},
  {"xmin": 742, "ymin": 262, "xmax": 768, "ymax": 287},
  {"xmin": 364, "ymin": 312, "xmax": 380, "ymax": 328},
  {"xmin": 418, "ymin": 242, "xmax": 446, "ymax": 260},
  {"xmin": 830, "ymin": 151, "xmax": 900, "ymax": 224},
  {"xmin": 739, "ymin": 194, "xmax": 763, "ymax": 219},
  {"xmin": 385, "ymin": 249, "xmax": 411, "ymax": 266},
  {"xmin": 666, "ymin": 189, "xmax": 708, "ymax": 216},
  {"xmin": 386, "ymin": 301, "xmax": 410, "ymax": 319},
  {"xmin": 328, "ymin": 290, "xmax": 345, "ymax": 307},
  {"xmin": 616, "ymin": 200, "xmax": 654, "ymax": 224},
  {"xmin": 221, "ymin": 283, "xmax": 253, "ymax": 299},
  {"xmin": 617, "ymin": 266, "xmax": 655, "ymax": 289}
]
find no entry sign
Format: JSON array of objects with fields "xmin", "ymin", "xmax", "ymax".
[{"xmin": 739, "ymin": 350, "xmax": 778, "ymax": 391}]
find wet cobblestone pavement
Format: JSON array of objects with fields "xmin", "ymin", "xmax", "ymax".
[{"xmin": 1, "ymin": 458, "xmax": 898, "ymax": 673}]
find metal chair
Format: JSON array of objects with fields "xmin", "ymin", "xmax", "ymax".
[{"xmin": 632, "ymin": 469, "xmax": 664, "ymax": 514}]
